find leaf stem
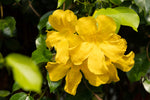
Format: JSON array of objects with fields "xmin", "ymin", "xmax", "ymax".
[
  {"xmin": 37, "ymin": 87, "xmax": 48, "ymax": 100},
  {"xmin": 28, "ymin": 1, "xmax": 40, "ymax": 18},
  {"xmin": 0, "ymin": 2, "xmax": 3, "ymax": 18},
  {"xmin": 83, "ymin": 80, "xmax": 103, "ymax": 100}
]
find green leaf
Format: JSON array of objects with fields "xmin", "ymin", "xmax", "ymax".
[
  {"xmin": 134, "ymin": 0, "xmax": 150, "ymax": 14},
  {"xmin": 35, "ymin": 34, "xmax": 47, "ymax": 49},
  {"xmin": 32, "ymin": 48, "xmax": 52, "ymax": 64},
  {"xmin": 57, "ymin": 0, "xmax": 66, "ymax": 8},
  {"xmin": 0, "ymin": 17, "xmax": 16, "ymax": 37},
  {"xmin": 127, "ymin": 52, "xmax": 150, "ymax": 82},
  {"xmin": 110, "ymin": 0, "xmax": 123, "ymax": 5},
  {"xmin": 10, "ymin": 92, "xmax": 34, "ymax": 100},
  {"xmin": 93, "ymin": 7, "xmax": 140, "ymax": 32},
  {"xmin": 0, "ymin": 90, "xmax": 10, "ymax": 97},
  {"xmin": 10, "ymin": 92, "xmax": 27, "ymax": 100},
  {"xmin": 37, "ymin": 11, "xmax": 53, "ymax": 31},
  {"xmin": 6, "ymin": 53, "xmax": 42, "ymax": 93},
  {"xmin": 46, "ymin": 21, "xmax": 52, "ymax": 30},
  {"xmin": 46, "ymin": 73, "xmax": 62, "ymax": 93},
  {"xmin": 25, "ymin": 96, "xmax": 34, "ymax": 100},
  {"xmin": 12, "ymin": 82, "xmax": 21, "ymax": 92}
]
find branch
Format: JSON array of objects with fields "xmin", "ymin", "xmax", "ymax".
[
  {"xmin": 63, "ymin": 2, "xmax": 66, "ymax": 10},
  {"xmin": 0, "ymin": 3, "xmax": 3, "ymax": 18},
  {"xmin": 28, "ymin": 1, "xmax": 40, "ymax": 18}
]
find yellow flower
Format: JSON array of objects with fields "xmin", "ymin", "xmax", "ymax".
[
  {"xmin": 46, "ymin": 59, "xmax": 119, "ymax": 95},
  {"xmin": 70, "ymin": 15, "xmax": 134, "ymax": 75},
  {"xmin": 46, "ymin": 10, "xmax": 81, "ymax": 64},
  {"xmin": 45, "ymin": 14, "xmax": 135, "ymax": 95}
]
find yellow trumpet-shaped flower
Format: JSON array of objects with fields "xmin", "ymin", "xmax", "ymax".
[
  {"xmin": 46, "ymin": 10, "xmax": 81, "ymax": 64},
  {"xmin": 70, "ymin": 15, "xmax": 134, "ymax": 75},
  {"xmin": 46, "ymin": 59, "xmax": 119, "ymax": 95},
  {"xmin": 45, "ymin": 13, "xmax": 135, "ymax": 95}
]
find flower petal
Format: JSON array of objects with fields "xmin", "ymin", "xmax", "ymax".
[
  {"xmin": 46, "ymin": 31, "xmax": 62, "ymax": 48},
  {"xmin": 49, "ymin": 10, "xmax": 77, "ymax": 32},
  {"xmin": 99, "ymin": 35, "xmax": 127, "ymax": 61},
  {"xmin": 75, "ymin": 17, "xmax": 97, "ymax": 40},
  {"xmin": 46, "ymin": 62, "xmax": 70, "ymax": 81},
  {"xmin": 55, "ymin": 39, "xmax": 69, "ymax": 64},
  {"xmin": 88, "ymin": 45, "xmax": 108, "ymax": 75},
  {"xmin": 64, "ymin": 66, "xmax": 82, "ymax": 95},
  {"xmin": 49, "ymin": 10, "xmax": 65, "ymax": 31},
  {"xmin": 81, "ymin": 61, "xmax": 109, "ymax": 86},
  {"xmin": 70, "ymin": 42, "xmax": 93, "ymax": 65},
  {"xmin": 114, "ymin": 51, "xmax": 135, "ymax": 72},
  {"xmin": 96, "ymin": 15, "xmax": 116, "ymax": 39},
  {"xmin": 106, "ymin": 60, "xmax": 120, "ymax": 83}
]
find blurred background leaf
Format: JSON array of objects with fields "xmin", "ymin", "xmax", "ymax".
[
  {"xmin": 6, "ymin": 53, "xmax": 42, "ymax": 93},
  {"xmin": 127, "ymin": 52, "xmax": 150, "ymax": 82},
  {"xmin": 0, "ymin": 90, "xmax": 10, "ymax": 97},
  {"xmin": 0, "ymin": 17, "xmax": 16, "ymax": 37}
]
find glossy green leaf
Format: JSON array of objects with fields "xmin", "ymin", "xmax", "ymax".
[
  {"xmin": 12, "ymin": 82, "xmax": 21, "ymax": 92},
  {"xmin": 10, "ymin": 92, "xmax": 27, "ymax": 100},
  {"xmin": 32, "ymin": 48, "xmax": 52, "ymax": 64},
  {"xmin": 127, "ymin": 52, "xmax": 150, "ymax": 82},
  {"xmin": 6, "ymin": 53, "xmax": 42, "ymax": 93},
  {"xmin": 110, "ymin": 0, "xmax": 123, "ymax": 5},
  {"xmin": 142, "ymin": 77, "xmax": 150, "ymax": 93},
  {"xmin": 10, "ymin": 92, "xmax": 34, "ymax": 100},
  {"xmin": 134, "ymin": 0, "xmax": 150, "ymax": 13},
  {"xmin": 0, "ymin": 17, "xmax": 16, "ymax": 37},
  {"xmin": 47, "ymin": 73, "xmax": 62, "ymax": 93},
  {"xmin": 46, "ymin": 21, "xmax": 52, "ymax": 30},
  {"xmin": 0, "ymin": 90, "xmax": 10, "ymax": 97},
  {"xmin": 35, "ymin": 34, "xmax": 47, "ymax": 49},
  {"xmin": 93, "ymin": 7, "xmax": 140, "ymax": 32},
  {"xmin": 57, "ymin": 0, "xmax": 65, "ymax": 8},
  {"xmin": 37, "ymin": 11, "xmax": 53, "ymax": 31}
]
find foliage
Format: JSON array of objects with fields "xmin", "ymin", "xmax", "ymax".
[{"xmin": 0, "ymin": 0, "xmax": 150, "ymax": 99}]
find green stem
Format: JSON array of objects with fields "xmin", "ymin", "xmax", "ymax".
[
  {"xmin": 83, "ymin": 80, "xmax": 103, "ymax": 100},
  {"xmin": 38, "ymin": 87, "xmax": 48, "ymax": 100}
]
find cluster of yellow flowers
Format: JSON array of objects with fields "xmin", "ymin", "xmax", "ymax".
[{"xmin": 45, "ymin": 9, "xmax": 135, "ymax": 95}]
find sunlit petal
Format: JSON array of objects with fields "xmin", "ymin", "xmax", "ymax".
[
  {"xmin": 106, "ymin": 60, "xmax": 120, "ymax": 83},
  {"xmin": 81, "ymin": 61, "xmax": 109, "ymax": 86},
  {"xmin": 55, "ymin": 39, "xmax": 69, "ymax": 64},
  {"xmin": 100, "ymin": 37, "xmax": 127, "ymax": 61},
  {"xmin": 48, "ymin": 10, "xmax": 65, "ymax": 31},
  {"xmin": 70, "ymin": 42, "xmax": 93, "ymax": 65},
  {"xmin": 96, "ymin": 15, "xmax": 116, "ymax": 39},
  {"xmin": 49, "ymin": 10, "xmax": 77, "ymax": 32},
  {"xmin": 76, "ymin": 17, "xmax": 97, "ymax": 40},
  {"xmin": 46, "ymin": 62, "xmax": 70, "ymax": 81},
  {"xmin": 114, "ymin": 51, "xmax": 135, "ymax": 72},
  {"xmin": 88, "ymin": 45, "xmax": 108, "ymax": 75},
  {"xmin": 64, "ymin": 66, "xmax": 82, "ymax": 95},
  {"xmin": 46, "ymin": 31, "xmax": 62, "ymax": 48}
]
